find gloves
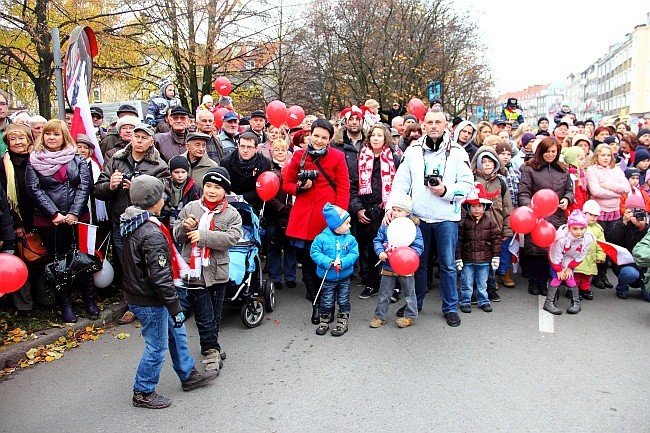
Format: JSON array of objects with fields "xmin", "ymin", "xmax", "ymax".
[
  {"xmin": 455, "ymin": 260, "xmax": 463, "ymax": 271},
  {"xmin": 172, "ymin": 311, "xmax": 185, "ymax": 328},
  {"xmin": 491, "ymin": 257, "xmax": 500, "ymax": 271}
]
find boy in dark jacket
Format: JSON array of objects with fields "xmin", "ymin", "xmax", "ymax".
[
  {"xmin": 168, "ymin": 155, "xmax": 202, "ymax": 234},
  {"xmin": 120, "ymin": 175, "xmax": 217, "ymax": 409}
]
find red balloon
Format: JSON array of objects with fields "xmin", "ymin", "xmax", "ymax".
[
  {"xmin": 531, "ymin": 219, "xmax": 557, "ymax": 248},
  {"xmin": 407, "ymin": 98, "xmax": 426, "ymax": 121},
  {"xmin": 214, "ymin": 76, "xmax": 231, "ymax": 96},
  {"xmin": 286, "ymin": 105, "xmax": 305, "ymax": 129},
  {"xmin": 389, "ymin": 247, "xmax": 420, "ymax": 276},
  {"xmin": 213, "ymin": 107, "xmax": 230, "ymax": 129},
  {"xmin": 0, "ymin": 253, "xmax": 28, "ymax": 295},
  {"xmin": 510, "ymin": 206, "xmax": 537, "ymax": 234},
  {"xmin": 531, "ymin": 189, "xmax": 560, "ymax": 218},
  {"xmin": 256, "ymin": 171, "xmax": 280, "ymax": 201},
  {"xmin": 266, "ymin": 100, "xmax": 288, "ymax": 128}
]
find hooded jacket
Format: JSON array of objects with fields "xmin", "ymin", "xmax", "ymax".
[
  {"xmin": 146, "ymin": 81, "xmax": 180, "ymax": 124},
  {"xmin": 453, "ymin": 120, "xmax": 478, "ymax": 161},
  {"xmin": 310, "ymin": 227, "xmax": 359, "ymax": 281}
]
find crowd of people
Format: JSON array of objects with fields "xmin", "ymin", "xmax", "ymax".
[{"xmin": 1, "ymin": 86, "xmax": 650, "ymax": 407}]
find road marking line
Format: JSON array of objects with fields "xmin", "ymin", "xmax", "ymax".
[{"xmin": 538, "ymin": 295, "xmax": 555, "ymax": 333}]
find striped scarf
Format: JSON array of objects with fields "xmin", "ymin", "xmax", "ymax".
[{"xmin": 186, "ymin": 198, "xmax": 228, "ymax": 279}]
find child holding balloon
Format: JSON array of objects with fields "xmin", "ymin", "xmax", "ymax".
[{"xmin": 369, "ymin": 193, "xmax": 424, "ymax": 329}]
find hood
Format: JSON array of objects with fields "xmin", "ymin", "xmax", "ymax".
[
  {"xmin": 471, "ymin": 145, "xmax": 505, "ymax": 176},
  {"xmin": 159, "ymin": 80, "xmax": 175, "ymax": 98},
  {"xmin": 113, "ymin": 143, "xmax": 161, "ymax": 164},
  {"xmin": 453, "ymin": 120, "xmax": 477, "ymax": 145},
  {"xmin": 119, "ymin": 206, "xmax": 154, "ymax": 238}
]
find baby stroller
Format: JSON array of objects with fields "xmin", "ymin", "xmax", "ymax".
[{"xmin": 225, "ymin": 195, "xmax": 275, "ymax": 327}]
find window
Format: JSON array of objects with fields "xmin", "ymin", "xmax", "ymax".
[{"xmin": 244, "ymin": 60, "xmax": 255, "ymax": 70}]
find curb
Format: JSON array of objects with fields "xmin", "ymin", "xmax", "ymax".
[{"xmin": 0, "ymin": 301, "xmax": 128, "ymax": 367}]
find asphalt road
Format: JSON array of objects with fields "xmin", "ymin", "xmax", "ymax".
[{"xmin": 1, "ymin": 273, "xmax": 648, "ymax": 433}]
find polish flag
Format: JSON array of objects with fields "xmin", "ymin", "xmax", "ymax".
[
  {"xmin": 77, "ymin": 223, "xmax": 98, "ymax": 256},
  {"xmin": 508, "ymin": 234, "xmax": 524, "ymax": 273},
  {"xmin": 68, "ymin": 61, "xmax": 103, "ymax": 168},
  {"xmin": 596, "ymin": 241, "xmax": 635, "ymax": 266}
]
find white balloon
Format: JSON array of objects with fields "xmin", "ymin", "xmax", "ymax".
[
  {"xmin": 93, "ymin": 259, "xmax": 114, "ymax": 289},
  {"xmin": 387, "ymin": 217, "xmax": 416, "ymax": 248}
]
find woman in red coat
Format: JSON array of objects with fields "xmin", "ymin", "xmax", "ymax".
[{"xmin": 282, "ymin": 119, "xmax": 350, "ymax": 324}]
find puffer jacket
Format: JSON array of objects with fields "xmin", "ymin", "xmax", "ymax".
[
  {"xmin": 632, "ymin": 230, "xmax": 650, "ymax": 285},
  {"xmin": 373, "ymin": 217, "xmax": 424, "ymax": 273},
  {"xmin": 518, "ymin": 162, "xmax": 574, "ymax": 255},
  {"xmin": 456, "ymin": 213, "xmax": 501, "ymax": 263},
  {"xmin": 548, "ymin": 225, "xmax": 594, "ymax": 272},
  {"xmin": 120, "ymin": 207, "xmax": 181, "ymax": 314},
  {"xmin": 332, "ymin": 126, "xmax": 364, "ymax": 176},
  {"xmin": 26, "ymin": 155, "xmax": 91, "ymax": 224},
  {"xmin": 310, "ymin": 228, "xmax": 359, "ymax": 281},
  {"xmin": 173, "ymin": 199, "xmax": 242, "ymax": 286},
  {"xmin": 574, "ymin": 222, "xmax": 605, "ymax": 276},
  {"xmin": 94, "ymin": 144, "xmax": 171, "ymax": 224},
  {"xmin": 609, "ymin": 218, "xmax": 648, "ymax": 275},
  {"xmin": 154, "ymin": 129, "xmax": 187, "ymax": 163}
]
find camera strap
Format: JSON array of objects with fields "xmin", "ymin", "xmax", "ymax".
[{"xmin": 299, "ymin": 150, "xmax": 336, "ymax": 191}]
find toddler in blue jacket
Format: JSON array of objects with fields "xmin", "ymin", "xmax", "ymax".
[{"xmin": 310, "ymin": 203, "xmax": 359, "ymax": 337}]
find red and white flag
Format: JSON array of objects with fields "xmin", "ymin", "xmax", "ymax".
[
  {"xmin": 596, "ymin": 241, "xmax": 635, "ymax": 266},
  {"xmin": 508, "ymin": 234, "xmax": 524, "ymax": 273},
  {"xmin": 68, "ymin": 62, "xmax": 103, "ymax": 168},
  {"xmin": 77, "ymin": 223, "xmax": 98, "ymax": 256}
]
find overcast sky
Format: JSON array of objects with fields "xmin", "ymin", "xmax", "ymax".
[{"xmin": 457, "ymin": 0, "xmax": 650, "ymax": 95}]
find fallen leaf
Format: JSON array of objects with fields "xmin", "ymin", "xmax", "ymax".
[
  {"xmin": 273, "ymin": 320, "xmax": 280, "ymax": 326},
  {"xmin": 116, "ymin": 333, "xmax": 130, "ymax": 340}
]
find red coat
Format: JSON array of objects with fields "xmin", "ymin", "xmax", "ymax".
[{"xmin": 282, "ymin": 147, "xmax": 350, "ymax": 241}]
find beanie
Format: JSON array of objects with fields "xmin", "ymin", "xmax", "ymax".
[
  {"xmin": 130, "ymin": 175, "xmax": 164, "ymax": 209},
  {"xmin": 562, "ymin": 146, "xmax": 585, "ymax": 169},
  {"xmin": 625, "ymin": 167, "xmax": 640, "ymax": 179},
  {"xmin": 633, "ymin": 148, "xmax": 650, "ymax": 166},
  {"xmin": 403, "ymin": 114, "xmax": 418, "ymax": 124},
  {"xmin": 169, "ymin": 155, "xmax": 190, "ymax": 173},
  {"xmin": 567, "ymin": 209, "xmax": 588, "ymax": 228},
  {"xmin": 203, "ymin": 167, "xmax": 231, "ymax": 193},
  {"xmin": 521, "ymin": 132, "xmax": 537, "ymax": 147},
  {"xmin": 582, "ymin": 199, "xmax": 601, "ymax": 216},
  {"xmin": 322, "ymin": 202, "xmax": 350, "ymax": 231},
  {"xmin": 603, "ymin": 135, "xmax": 620, "ymax": 145},
  {"xmin": 388, "ymin": 192, "xmax": 413, "ymax": 214},
  {"xmin": 495, "ymin": 142, "xmax": 512, "ymax": 155},
  {"xmin": 625, "ymin": 194, "xmax": 645, "ymax": 209},
  {"xmin": 636, "ymin": 128, "xmax": 650, "ymax": 140},
  {"xmin": 202, "ymin": 94, "xmax": 213, "ymax": 105},
  {"xmin": 116, "ymin": 116, "xmax": 139, "ymax": 132},
  {"xmin": 537, "ymin": 116, "xmax": 548, "ymax": 126}
]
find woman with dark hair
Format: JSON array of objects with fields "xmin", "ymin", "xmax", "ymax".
[
  {"xmin": 25, "ymin": 119, "xmax": 96, "ymax": 323},
  {"xmin": 619, "ymin": 133, "xmax": 638, "ymax": 170},
  {"xmin": 398, "ymin": 122, "xmax": 422, "ymax": 152},
  {"xmin": 592, "ymin": 126, "xmax": 611, "ymax": 149},
  {"xmin": 518, "ymin": 137, "xmax": 574, "ymax": 296}
]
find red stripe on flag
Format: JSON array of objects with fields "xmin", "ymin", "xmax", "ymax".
[
  {"xmin": 78, "ymin": 224, "xmax": 89, "ymax": 254},
  {"xmin": 596, "ymin": 240, "xmax": 634, "ymax": 266}
]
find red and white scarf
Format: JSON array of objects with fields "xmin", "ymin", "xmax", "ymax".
[
  {"xmin": 358, "ymin": 146, "xmax": 396, "ymax": 208},
  {"xmin": 149, "ymin": 216, "xmax": 189, "ymax": 286},
  {"xmin": 186, "ymin": 198, "xmax": 228, "ymax": 279}
]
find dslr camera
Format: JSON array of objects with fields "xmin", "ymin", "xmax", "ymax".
[
  {"xmin": 297, "ymin": 169, "xmax": 318, "ymax": 187},
  {"xmin": 424, "ymin": 168, "xmax": 441, "ymax": 187},
  {"xmin": 633, "ymin": 209, "xmax": 647, "ymax": 221},
  {"xmin": 122, "ymin": 171, "xmax": 141, "ymax": 181}
]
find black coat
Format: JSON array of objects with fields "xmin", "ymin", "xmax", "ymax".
[
  {"xmin": 220, "ymin": 151, "xmax": 272, "ymax": 210},
  {"xmin": 349, "ymin": 150, "xmax": 401, "ymax": 215},
  {"xmin": 0, "ymin": 187, "xmax": 15, "ymax": 250},
  {"xmin": 609, "ymin": 218, "xmax": 648, "ymax": 274},
  {"xmin": 0, "ymin": 151, "xmax": 35, "ymax": 230}
]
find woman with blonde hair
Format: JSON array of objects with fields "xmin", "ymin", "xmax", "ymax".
[
  {"xmin": 512, "ymin": 122, "xmax": 533, "ymax": 143},
  {"xmin": 475, "ymin": 121, "xmax": 493, "ymax": 147}
]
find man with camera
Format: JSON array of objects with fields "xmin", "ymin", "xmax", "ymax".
[
  {"xmin": 282, "ymin": 119, "xmax": 351, "ymax": 324},
  {"xmin": 384, "ymin": 111, "xmax": 474, "ymax": 327}
]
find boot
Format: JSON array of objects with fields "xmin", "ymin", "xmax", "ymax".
[
  {"xmin": 58, "ymin": 290, "xmax": 78, "ymax": 323},
  {"xmin": 82, "ymin": 283, "xmax": 100, "ymax": 316},
  {"xmin": 567, "ymin": 287, "xmax": 581, "ymax": 314},
  {"xmin": 543, "ymin": 285, "xmax": 562, "ymax": 315},
  {"xmin": 498, "ymin": 269, "xmax": 516, "ymax": 288},
  {"xmin": 591, "ymin": 275, "xmax": 606, "ymax": 289},
  {"xmin": 538, "ymin": 284, "xmax": 548, "ymax": 297},
  {"xmin": 330, "ymin": 312, "xmax": 349, "ymax": 337},
  {"xmin": 527, "ymin": 283, "xmax": 539, "ymax": 296},
  {"xmin": 595, "ymin": 263, "xmax": 611, "ymax": 289},
  {"xmin": 311, "ymin": 305, "xmax": 320, "ymax": 325},
  {"xmin": 315, "ymin": 314, "xmax": 330, "ymax": 335}
]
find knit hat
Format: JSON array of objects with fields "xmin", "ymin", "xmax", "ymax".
[
  {"xmin": 625, "ymin": 194, "xmax": 645, "ymax": 209},
  {"xmin": 130, "ymin": 175, "xmax": 164, "ymax": 209},
  {"xmin": 2, "ymin": 123, "xmax": 32, "ymax": 145},
  {"xmin": 521, "ymin": 132, "xmax": 537, "ymax": 147},
  {"xmin": 567, "ymin": 209, "xmax": 588, "ymax": 228},
  {"xmin": 202, "ymin": 94, "xmax": 213, "ymax": 105},
  {"xmin": 562, "ymin": 146, "xmax": 585, "ymax": 169},
  {"xmin": 537, "ymin": 116, "xmax": 549, "ymax": 126},
  {"xmin": 636, "ymin": 128, "xmax": 650, "ymax": 140},
  {"xmin": 603, "ymin": 135, "xmax": 620, "ymax": 145},
  {"xmin": 202, "ymin": 167, "xmax": 231, "ymax": 193},
  {"xmin": 323, "ymin": 202, "xmax": 350, "ymax": 231},
  {"xmin": 403, "ymin": 114, "xmax": 418, "ymax": 124},
  {"xmin": 388, "ymin": 192, "xmax": 412, "ymax": 213},
  {"xmin": 625, "ymin": 167, "xmax": 640, "ymax": 179},
  {"xmin": 582, "ymin": 200, "xmax": 601, "ymax": 216},
  {"xmin": 116, "ymin": 116, "xmax": 139, "ymax": 132},
  {"xmin": 633, "ymin": 148, "xmax": 650, "ymax": 166},
  {"xmin": 495, "ymin": 142, "xmax": 512, "ymax": 155},
  {"xmin": 75, "ymin": 133, "xmax": 95, "ymax": 149},
  {"xmin": 572, "ymin": 133, "xmax": 591, "ymax": 148},
  {"xmin": 169, "ymin": 155, "xmax": 190, "ymax": 173},
  {"xmin": 218, "ymin": 96, "xmax": 232, "ymax": 106}
]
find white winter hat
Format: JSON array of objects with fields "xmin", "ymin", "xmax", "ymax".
[
  {"xmin": 202, "ymin": 94, "xmax": 213, "ymax": 104},
  {"xmin": 388, "ymin": 192, "xmax": 413, "ymax": 213},
  {"xmin": 582, "ymin": 200, "xmax": 601, "ymax": 216}
]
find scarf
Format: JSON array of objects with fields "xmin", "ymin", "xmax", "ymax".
[
  {"xmin": 149, "ymin": 216, "xmax": 189, "ymax": 286},
  {"xmin": 185, "ymin": 197, "xmax": 228, "ymax": 279},
  {"xmin": 357, "ymin": 146, "xmax": 395, "ymax": 208},
  {"xmin": 3, "ymin": 152, "xmax": 20, "ymax": 219},
  {"xmin": 307, "ymin": 142, "xmax": 328, "ymax": 157},
  {"xmin": 237, "ymin": 153, "xmax": 258, "ymax": 173},
  {"xmin": 29, "ymin": 146, "xmax": 76, "ymax": 176}
]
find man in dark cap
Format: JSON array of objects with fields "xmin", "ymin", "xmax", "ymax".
[
  {"xmin": 90, "ymin": 107, "xmax": 106, "ymax": 141},
  {"xmin": 248, "ymin": 110, "xmax": 268, "ymax": 144},
  {"xmin": 100, "ymin": 104, "xmax": 140, "ymax": 157},
  {"xmin": 181, "ymin": 131, "xmax": 218, "ymax": 185},
  {"xmin": 154, "ymin": 106, "xmax": 190, "ymax": 162}
]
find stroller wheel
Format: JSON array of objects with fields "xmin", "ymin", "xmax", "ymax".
[
  {"xmin": 241, "ymin": 299, "xmax": 264, "ymax": 328},
  {"xmin": 263, "ymin": 279, "xmax": 276, "ymax": 312}
]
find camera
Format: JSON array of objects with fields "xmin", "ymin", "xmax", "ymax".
[
  {"xmin": 633, "ymin": 209, "xmax": 647, "ymax": 221},
  {"xmin": 297, "ymin": 169, "xmax": 318, "ymax": 186},
  {"xmin": 122, "ymin": 171, "xmax": 141, "ymax": 181},
  {"xmin": 424, "ymin": 169, "xmax": 440, "ymax": 187}
]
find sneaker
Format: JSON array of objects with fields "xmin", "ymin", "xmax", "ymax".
[
  {"xmin": 390, "ymin": 289, "xmax": 400, "ymax": 303},
  {"xmin": 181, "ymin": 368, "xmax": 219, "ymax": 391},
  {"xmin": 286, "ymin": 281, "xmax": 297, "ymax": 288},
  {"xmin": 470, "ymin": 294, "xmax": 478, "ymax": 305},
  {"xmin": 479, "ymin": 303, "xmax": 493, "ymax": 312},
  {"xmin": 133, "ymin": 391, "xmax": 171, "ymax": 409},
  {"xmin": 616, "ymin": 291, "xmax": 628, "ymax": 299},
  {"xmin": 444, "ymin": 312, "xmax": 461, "ymax": 327},
  {"xmin": 488, "ymin": 291, "xmax": 501, "ymax": 302},
  {"xmin": 273, "ymin": 282, "xmax": 283, "ymax": 290},
  {"xmin": 369, "ymin": 317, "xmax": 385, "ymax": 328},
  {"xmin": 359, "ymin": 286, "xmax": 379, "ymax": 299},
  {"xmin": 396, "ymin": 317, "xmax": 414, "ymax": 328},
  {"xmin": 460, "ymin": 304, "xmax": 471, "ymax": 313}
]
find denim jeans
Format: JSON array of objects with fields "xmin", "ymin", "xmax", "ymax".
[
  {"xmin": 176, "ymin": 286, "xmax": 190, "ymax": 313},
  {"xmin": 616, "ymin": 266, "xmax": 650, "ymax": 300},
  {"xmin": 210, "ymin": 283, "xmax": 227, "ymax": 348},
  {"xmin": 187, "ymin": 288, "xmax": 218, "ymax": 353},
  {"xmin": 266, "ymin": 225, "xmax": 297, "ymax": 283},
  {"xmin": 318, "ymin": 277, "xmax": 351, "ymax": 316},
  {"xmin": 460, "ymin": 263, "xmax": 490, "ymax": 306},
  {"xmin": 129, "ymin": 304, "xmax": 195, "ymax": 394},
  {"xmin": 498, "ymin": 235, "xmax": 513, "ymax": 274},
  {"xmin": 112, "ymin": 225, "xmax": 124, "ymax": 262},
  {"xmin": 374, "ymin": 275, "xmax": 417, "ymax": 320},
  {"xmin": 415, "ymin": 220, "xmax": 459, "ymax": 314}
]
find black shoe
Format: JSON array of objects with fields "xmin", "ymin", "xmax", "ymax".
[
  {"xmin": 286, "ymin": 281, "xmax": 297, "ymax": 288},
  {"xmin": 133, "ymin": 391, "xmax": 171, "ymax": 409},
  {"xmin": 359, "ymin": 286, "xmax": 378, "ymax": 299},
  {"xmin": 311, "ymin": 305, "xmax": 320, "ymax": 325},
  {"xmin": 479, "ymin": 303, "xmax": 493, "ymax": 312},
  {"xmin": 602, "ymin": 275, "xmax": 613, "ymax": 288},
  {"xmin": 273, "ymin": 282, "xmax": 283, "ymax": 290},
  {"xmin": 580, "ymin": 290, "xmax": 593, "ymax": 300},
  {"xmin": 444, "ymin": 312, "xmax": 461, "ymax": 327},
  {"xmin": 528, "ymin": 284, "xmax": 539, "ymax": 296},
  {"xmin": 470, "ymin": 294, "xmax": 478, "ymax": 305},
  {"xmin": 538, "ymin": 285, "xmax": 548, "ymax": 296},
  {"xmin": 396, "ymin": 305, "xmax": 406, "ymax": 317},
  {"xmin": 390, "ymin": 289, "xmax": 400, "ymax": 303},
  {"xmin": 592, "ymin": 276, "xmax": 606, "ymax": 289},
  {"xmin": 460, "ymin": 304, "xmax": 471, "ymax": 313},
  {"xmin": 181, "ymin": 368, "xmax": 219, "ymax": 392},
  {"xmin": 488, "ymin": 291, "xmax": 501, "ymax": 302},
  {"xmin": 616, "ymin": 291, "xmax": 628, "ymax": 299}
]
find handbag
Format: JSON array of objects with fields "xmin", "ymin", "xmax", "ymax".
[
  {"xmin": 44, "ymin": 227, "xmax": 103, "ymax": 291},
  {"xmin": 16, "ymin": 232, "xmax": 48, "ymax": 263}
]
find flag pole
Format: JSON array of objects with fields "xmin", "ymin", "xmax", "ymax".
[{"xmin": 52, "ymin": 28, "xmax": 66, "ymax": 120}]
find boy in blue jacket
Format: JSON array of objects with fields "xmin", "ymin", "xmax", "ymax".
[
  {"xmin": 310, "ymin": 203, "xmax": 359, "ymax": 336},
  {"xmin": 370, "ymin": 193, "xmax": 424, "ymax": 328}
]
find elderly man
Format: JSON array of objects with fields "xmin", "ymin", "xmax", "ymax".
[
  {"xmin": 385, "ymin": 111, "xmax": 473, "ymax": 327},
  {"xmin": 29, "ymin": 115, "xmax": 47, "ymax": 141},
  {"xmin": 195, "ymin": 109, "xmax": 224, "ymax": 162},
  {"xmin": 248, "ymin": 110, "xmax": 268, "ymax": 145},
  {"xmin": 392, "ymin": 115, "xmax": 405, "ymax": 136},
  {"xmin": 106, "ymin": 116, "xmax": 139, "ymax": 159},
  {"xmin": 155, "ymin": 106, "xmax": 190, "ymax": 162},
  {"xmin": 100, "ymin": 104, "xmax": 140, "ymax": 157},
  {"xmin": 218, "ymin": 111, "xmax": 239, "ymax": 156},
  {"xmin": 181, "ymin": 131, "xmax": 218, "ymax": 185}
]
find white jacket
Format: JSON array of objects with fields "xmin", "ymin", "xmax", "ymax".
[{"xmin": 549, "ymin": 225, "xmax": 594, "ymax": 271}]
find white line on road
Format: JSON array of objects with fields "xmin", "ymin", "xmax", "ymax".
[{"xmin": 538, "ymin": 295, "xmax": 555, "ymax": 333}]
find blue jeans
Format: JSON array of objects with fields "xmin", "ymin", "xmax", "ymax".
[
  {"xmin": 129, "ymin": 304, "xmax": 195, "ymax": 394},
  {"xmin": 319, "ymin": 277, "xmax": 351, "ymax": 316},
  {"xmin": 460, "ymin": 263, "xmax": 490, "ymax": 306},
  {"xmin": 187, "ymin": 288, "xmax": 218, "ymax": 353},
  {"xmin": 415, "ymin": 221, "xmax": 459, "ymax": 314},
  {"xmin": 498, "ymin": 235, "xmax": 513, "ymax": 274},
  {"xmin": 266, "ymin": 225, "xmax": 297, "ymax": 283},
  {"xmin": 374, "ymin": 275, "xmax": 417, "ymax": 320},
  {"xmin": 112, "ymin": 225, "xmax": 124, "ymax": 261},
  {"xmin": 616, "ymin": 266, "xmax": 650, "ymax": 301}
]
